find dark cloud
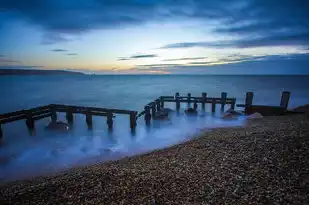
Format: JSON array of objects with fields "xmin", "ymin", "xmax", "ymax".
[
  {"xmin": 51, "ymin": 49, "xmax": 68, "ymax": 52},
  {"xmin": 67, "ymin": 53, "xmax": 77, "ymax": 56},
  {"xmin": 118, "ymin": 54, "xmax": 158, "ymax": 60},
  {"xmin": 161, "ymin": 32, "xmax": 309, "ymax": 49},
  {"xmin": 1, "ymin": 0, "xmax": 309, "ymax": 48},
  {"xmin": 137, "ymin": 63, "xmax": 181, "ymax": 67},
  {"xmin": 162, "ymin": 57, "xmax": 207, "ymax": 61},
  {"xmin": 0, "ymin": 54, "xmax": 4, "ymax": 57},
  {"xmin": 0, "ymin": 58, "xmax": 21, "ymax": 64},
  {"xmin": 131, "ymin": 53, "xmax": 309, "ymax": 74}
]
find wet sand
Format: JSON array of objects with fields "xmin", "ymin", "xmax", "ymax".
[{"xmin": 1, "ymin": 114, "xmax": 309, "ymax": 204}]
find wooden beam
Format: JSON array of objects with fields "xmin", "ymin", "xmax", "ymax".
[
  {"xmin": 33, "ymin": 113, "xmax": 52, "ymax": 121},
  {"xmin": 25, "ymin": 113, "xmax": 35, "ymax": 136},
  {"xmin": 0, "ymin": 105, "xmax": 51, "ymax": 120},
  {"xmin": 187, "ymin": 93, "xmax": 191, "ymax": 106},
  {"xmin": 107, "ymin": 111, "xmax": 113, "ymax": 131},
  {"xmin": 160, "ymin": 96, "xmax": 164, "ymax": 108},
  {"xmin": 0, "ymin": 124, "xmax": 3, "ymax": 142},
  {"xmin": 156, "ymin": 99, "xmax": 161, "ymax": 112},
  {"xmin": 151, "ymin": 102, "xmax": 156, "ymax": 117},
  {"xmin": 231, "ymin": 98, "xmax": 236, "ymax": 110}
]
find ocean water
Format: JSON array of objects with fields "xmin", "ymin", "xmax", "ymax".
[{"xmin": 1, "ymin": 75, "xmax": 309, "ymax": 180}]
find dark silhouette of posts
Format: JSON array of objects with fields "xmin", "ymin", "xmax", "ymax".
[
  {"xmin": 66, "ymin": 108, "xmax": 74, "ymax": 125},
  {"xmin": 86, "ymin": 114, "xmax": 93, "ymax": 129},
  {"xmin": 160, "ymin": 96, "xmax": 164, "ymax": 108},
  {"xmin": 144, "ymin": 105, "xmax": 151, "ymax": 125},
  {"xmin": 107, "ymin": 111, "xmax": 113, "ymax": 131},
  {"xmin": 231, "ymin": 98, "xmax": 236, "ymax": 110},
  {"xmin": 221, "ymin": 92, "xmax": 227, "ymax": 112},
  {"xmin": 151, "ymin": 102, "xmax": 156, "ymax": 117},
  {"xmin": 201, "ymin": 92, "xmax": 207, "ymax": 110},
  {"xmin": 51, "ymin": 106, "xmax": 57, "ymax": 123},
  {"xmin": 245, "ymin": 92, "xmax": 254, "ymax": 113},
  {"xmin": 25, "ymin": 112, "xmax": 35, "ymax": 135},
  {"xmin": 211, "ymin": 98, "xmax": 216, "ymax": 113},
  {"xmin": 280, "ymin": 91, "xmax": 290, "ymax": 109},
  {"xmin": 0, "ymin": 124, "xmax": 3, "ymax": 142},
  {"xmin": 156, "ymin": 99, "xmax": 161, "ymax": 112},
  {"xmin": 130, "ymin": 112, "xmax": 137, "ymax": 130},
  {"xmin": 187, "ymin": 93, "xmax": 191, "ymax": 106},
  {"xmin": 175, "ymin": 92, "xmax": 180, "ymax": 111},
  {"xmin": 193, "ymin": 101, "xmax": 198, "ymax": 111}
]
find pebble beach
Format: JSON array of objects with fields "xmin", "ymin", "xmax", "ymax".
[{"xmin": 1, "ymin": 113, "xmax": 309, "ymax": 204}]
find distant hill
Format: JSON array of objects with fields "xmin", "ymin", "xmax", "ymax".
[{"xmin": 0, "ymin": 69, "xmax": 85, "ymax": 76}]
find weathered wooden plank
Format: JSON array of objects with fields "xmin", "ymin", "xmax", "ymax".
[
  {"xmin": 0, "ymin": 114, "xmax": 27, "ymax": 124},
  {"xmin": 0, "ymin": 105, "xmax": 52, "ymax": 119},
  {"xmin": 161, "ymin": 96, "xmax": 174, "ymax": 99},
  {"xmin": 151, "ymin": 102, "xmax": 156, "ymax": 117},
  {"xmin": 137, "ymin": 110, "xmax": 146, "ymax": 118},
  {"xmin": 245, "ymin": 92, "xmax": 254, "ymax": 113},
  {"xmin": 0, "ymin": 124, "xmax": 3, "ymax": 141},
  {"xmin": 25, "ymin": 114, "xmax": 35, "ymax": 136},
  {"xmin": 246, "ymin": 105, "xmax": 286, "ymax": 116},
  {"xmin": 32, "ymin": 112, "xmax": 52, "ymax": 121},
  {"xmin": 51, "ymin": 104, "xmax": 135, "ymax": 115},
  {"xmin": 280, "ymin": 91, "xmax": 290, "ymax": 109},
  {"xmin": 156, "ymin": 99, "xmax": 161, "ymax": 112}
]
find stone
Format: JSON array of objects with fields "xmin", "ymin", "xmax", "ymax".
[
  {"xmin": 45, "ymin": 121, "xmax": 70, "ymax": 132},
  {"xmin": 185, "ymin": 108, "xmax": 197, "ymax": 115},
  {"xmin": 222, "ymin": 109, "xmax": 244, "ymax": 120},
  {"xmin": 247, "ymin": 112, "xmax": 263, "ymax": 120}
]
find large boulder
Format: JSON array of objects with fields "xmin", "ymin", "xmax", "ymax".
[{"xmin": 45, "ymin": 121, "xmax": 70, "ymax": 132}]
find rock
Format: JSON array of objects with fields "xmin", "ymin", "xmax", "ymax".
[
  {"xmin": 153, "ymin": 110, "xmax": 169, "ymax": 120},
  {"xmin": 247, "ymin": 112, "xmax": 263, "ymax": 120},
  {"xmin": 292, "ymin": 104, "xmax": 309, "ymax": 113},
  {"xmin": 45, "ymin": 121, "xmax": 70, "ymax": 132},
  {"xmin": 222, "ymin": 109, "xmax": 244, "ymax": 120},
  {"xmin": 185, "ymin": 108, "xmax": 197, "ymax": 115}
]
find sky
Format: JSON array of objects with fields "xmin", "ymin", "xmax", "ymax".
[{"xmin": 0, "ymin": 0, "xmax": 309, "ymax": 74}]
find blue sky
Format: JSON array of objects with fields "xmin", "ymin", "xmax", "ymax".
[{"xmin": 0, "ymin": 0, "xmax": 309, "ymax": 74}]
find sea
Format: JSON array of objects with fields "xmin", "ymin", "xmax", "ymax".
[{"xmin": 1, "ymin": 75, "xmax": 309, "ymax": 181}]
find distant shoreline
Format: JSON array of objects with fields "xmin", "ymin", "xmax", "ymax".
[{"xmin": 0, "ymin": 69, "xmax": 84, "ymax": 76}]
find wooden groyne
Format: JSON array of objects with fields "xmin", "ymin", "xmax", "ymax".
[
  {"xmin": 0, "ymin": 104, "xmax": 137, "ymax": 141},
  {"xmin": 0, "ymin": 91, "xmax": 292, "ymax": 141},
  {"xmin": 137, "ymin": 92, "xmax": 236, "ymax": 125}
]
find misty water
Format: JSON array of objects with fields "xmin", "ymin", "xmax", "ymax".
[{"xmin": 1, "ymin": 75, "xmax": 309, "ymax": 180}]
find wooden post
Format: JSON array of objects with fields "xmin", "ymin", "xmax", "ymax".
[
  {"xmin": 211, "ymin": 98, "xmax": 216, "ymax": 113},
  {"xmin": 130, "ymin": 112, "xmax": 137, "ymax": 130},
  {"xmin": 221, "ymin": 92, "xmax": 227, "ymax": 112},
  {"xmin": 0, "ymin": 124, "xmax": 3, "ymax": 142},
  {"xmin": 280, "ymin": 91, "xmax": 290, "ymax": 109},
  {"xmin": 26, "ymin": 113, "xmax": 35, "ymax": 135},
  {"xmin": 107, "ymin": 111, "xmax": 113, "ymax": 131},
  {"xmin": 245, "ymin": 92, "xmax": 254, "ymax": 113},
  {"xmin": 66, "ymin": 108, "xmax": 74, "ymax": 124},
  {"xmin": 201, "ymin": 92, "xmax": 207, "ymax": 110},
  {"xmin": 193, "ymin": 101, "xmax": 198, "ymax": 111},
  {"xmin": 160, "ymin": 96, "xmax": 164, "ymax": 108},
  {"xmin": 231, "ymin": 98, "xmax": 236, "ymax": 110},
  {"xmin": 51, "ymin": 106, "xmax": 57, "ymax": 123},
  {"xmin": 187, "ymin": 93, "xmax": 191, "ymax": 106},
  {"xmin": 86, "ymin": 114, "xmax": 93, "ymax": 129},
  {"xmin": 151, "ymin": 102, "xmax": 156, "ymax": 117},
  {"xmin": 175, "ymin": 92, "xmax": 180, "ymax": 111},
  {"xmin": 144, "ymin": 106, "xmax": 151, "ymax": 125},
  {"xmin": 156, "ymin": 99, "xmax": 161, "ymax": 112}
]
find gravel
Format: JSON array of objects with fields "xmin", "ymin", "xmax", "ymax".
[{"xmin": 1, "ymin": 114, "xmax": 309, "ymax": 204}]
